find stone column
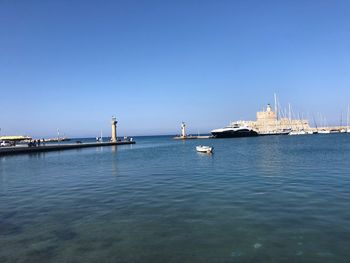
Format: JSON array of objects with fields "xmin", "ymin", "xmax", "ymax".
[
  {"xmin": 111, "ymin": 117, "xmax": 117, "ymax": 142},
  {"xmin": 181, "ymin": 122, "xmax": 186, "ymax": 137}
]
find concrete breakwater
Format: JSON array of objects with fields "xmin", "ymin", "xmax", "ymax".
[{"xmin": 0, "ymin": 141, "xmax": 135, "ymax": 156}]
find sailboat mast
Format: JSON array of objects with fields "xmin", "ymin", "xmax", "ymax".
[
  {"xmin": 274, "ymin": 93, "xmax": 278, "ymax": 132},
  {"xmin": 347, "ymin": 105, "xmax": 349, "ymax": 129},
  {"xmin": 313, "ymin": 114, "xmax": 318, "ymax": 130},
  {"xmin": 340, "ymin": 112, "xmax": 343, "ymax": 127},
  {"xmin": 274, "ymin": 93, "xmax": 278, "ymax": 120},
  {"xmin": 288, "ymin": 103, "xmax": 292, "ymax": 127}
]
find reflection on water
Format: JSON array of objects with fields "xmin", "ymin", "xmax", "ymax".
[
  {"xmin": 111, "ymin": 145, "xmax": 117, "ymax": 153},
  {"xmin": 255, "ymin": 136, "xmax": 286, "ymax": 177},
  {"xmin": 1, "ymin": 135, "xmax": 350, "ymax": 262}
]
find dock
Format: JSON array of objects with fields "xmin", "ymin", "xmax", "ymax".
[
  {"xmin": 0, "ymin": 141, "xmax": 135, "ymax": 156},
  {"xmin": 174, "ymin": 122, "xmax": 212, "ymax": 140},
  {"xmin": 173, "ymin": 135, "xmax": 212, "ymax": 140}
]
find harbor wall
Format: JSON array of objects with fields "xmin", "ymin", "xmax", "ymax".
[{"xmin": 0, "ymin": 141, "xmax": 135, "ymax": 156}]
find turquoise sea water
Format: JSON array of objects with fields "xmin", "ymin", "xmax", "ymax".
[{"xmin": 1, "ymin": 134, "xmax": 350, "ymax": 262}]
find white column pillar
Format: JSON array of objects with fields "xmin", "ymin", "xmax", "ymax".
[
  {"xmin": 181, "ymin": 122, "xmax": 186, "ymax": 137},
  {"xmin": 111, "ymin": 117, "xmax": 117, "ymax": 142}
]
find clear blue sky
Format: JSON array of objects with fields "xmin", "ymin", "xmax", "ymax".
[{"xmin": 1, "ymin": 0, "xmax": 350, "ymax": 137}]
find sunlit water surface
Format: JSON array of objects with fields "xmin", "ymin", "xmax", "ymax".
[{"xmin": 1, "ymin": 135, "xmax": 350, "ymax": 262}]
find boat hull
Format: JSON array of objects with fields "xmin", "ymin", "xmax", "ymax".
[
  {"xmin": 196, "ymin": 146, "xmax": 213, "ymax": 153},
  {"xmin": 211, "ymin": 130, "xmax": 258, "ymax": 138},
  {"xmin": 259, "ymin": 131, "xmax": 290, "ymax": 136}
]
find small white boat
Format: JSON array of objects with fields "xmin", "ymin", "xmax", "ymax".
[{"xmin": 196, "ymin": 145, "xmax": 213, "ymax": 153}]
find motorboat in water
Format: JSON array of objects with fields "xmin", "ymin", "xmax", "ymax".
[
  {"xmin": 196, "ymin": 145, "xmax": 213, "ymax": 153},
  {"xmin": 306, "ymin": 130, "xmax": 317, "ymax": 134},
  {"xmin": 289, "ymin": 130, "xmax": 307, "ymax": 136},
  {"xmin": 211, "ymin": 123, "xmax": 258, "ymax": 138},
  {"xmin": 259, "ymin": 129, "xmax": 291, "ymax": 136}
]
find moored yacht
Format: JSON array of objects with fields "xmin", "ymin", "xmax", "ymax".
[
  {"xmin": 211, "ymin": 123, "xmax": 258, "ymax": 138},
  {"xmin": 318, "ymin": 130, "xmax": 331, "ymax": 134},
  {"xmin": 289, "ymin": 130, "xmax": 307, "ymax": 136},
  {"xmin": 259, "ymin": 129, "xmax": 291, "ymax": 136}
]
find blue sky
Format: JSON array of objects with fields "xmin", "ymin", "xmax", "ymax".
[{"xmin": 1, "ymin": 0, "xmax": 350, "ymax": 137}]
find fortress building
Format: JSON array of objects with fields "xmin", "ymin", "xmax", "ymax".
[{"xmin": 237, "ymin": 103, "xmax": 310, "ymax": 133}]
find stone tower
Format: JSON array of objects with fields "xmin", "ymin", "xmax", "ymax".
[
  {"xmin": 111, "ymin": 116, "xmax": 118, "ymax": 142},
  {"xmin": 181, "ymin": 122, "xmax": 186, "ymax": 137},
  {"xmin": 256, "ymin": 104, "xmax": 277, "ymax": 132}
]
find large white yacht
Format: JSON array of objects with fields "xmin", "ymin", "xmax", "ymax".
[{"xmin": 211, "ymin": 123, "xmax": 258, "ymax": 138}]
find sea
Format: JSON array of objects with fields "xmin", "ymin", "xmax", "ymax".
[{"xmin": 1, "ymin": 134, "xmax": 350, "ymax": 263}]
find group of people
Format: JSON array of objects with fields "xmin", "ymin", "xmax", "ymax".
[{"xmin": 28, "ymin": 139, "xmax": 45, "ymax": 147}]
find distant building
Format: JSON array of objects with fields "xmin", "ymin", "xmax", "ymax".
[{"xmin": 237, "ymin": 104, "xmax": 310, "ymax": 132}]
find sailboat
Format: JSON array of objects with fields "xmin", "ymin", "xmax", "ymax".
[
  {"xmin": 318, "ymin": 130, "xmax": 330, "ymax": 134},
  {"xmin": 289, "ymin": 130, "xmax": 307, "ymax": 136},
  {"xmin": 288, "ymin": 112, "xmax": 307, "ymax": 135},
  {"xmin": 340, "ymin": 112, "xmax": 346, "ymax": 133},
  {"xmin": 318, "ymin": 115, "xmax": 330, "ymax": 134}
]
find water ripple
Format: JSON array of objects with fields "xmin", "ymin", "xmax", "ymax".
[{"xmin": 1, "ymin": 135, "xmax": 350, "ymax": 262}]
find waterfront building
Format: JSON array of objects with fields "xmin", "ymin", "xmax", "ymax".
[{"xmin": 237, "ymin": 104, "xmax": 311, "ymax": 133}]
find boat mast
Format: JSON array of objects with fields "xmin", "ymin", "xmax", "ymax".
[
  {"xmin": 288, "ymin": 103, "xmax": 291, "ymax": 122},
  {"xmin": 312, "ymin": 114, "xmax": 318, "ymax": 131},
  {"xmin": 274, "ymin": 93, "xmax": 278, "ymax": 120},
  {"xmin": 300, "ymin": 113, "xmax": 305, "ymax": 131},
  {"xmin": 274, "ymin": 93, "xmax": 278, "ymax": 132},
  {"xmin": 347, "ymin": 105, "xmax": 349, "ymax": 130},
  {"xmin": 340, "ymin": 111, "xmax": 343, "ymax": 128},
  {"xmin": 288, "ymin": 103, "xmax": 292, "ymax": 129}
]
